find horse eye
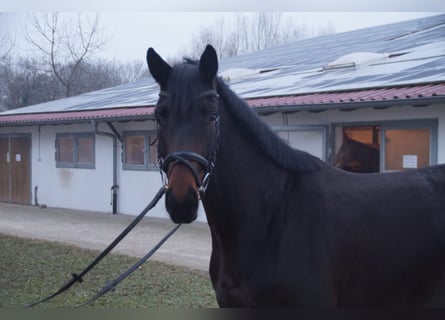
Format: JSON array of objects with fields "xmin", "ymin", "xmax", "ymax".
[{"xmin": 209, "ymin": 113, "xmax": 219, "ymax": 123}]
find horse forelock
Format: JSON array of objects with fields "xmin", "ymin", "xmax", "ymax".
[
  {"xmin": 215, "ymin": 77, "xmax": 322, "ymax": 173},
  {"xmin": 167, "ymin": 60, "xmax": 204, "ymax": 118}
]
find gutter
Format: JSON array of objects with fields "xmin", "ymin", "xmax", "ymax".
[
  {"xmin": 0, "ymin": 114, "xmax": 155, "ymax": 127},
  {"xmin": 253, "ymin": 96, "xmax": 445, "ymax": 115}
]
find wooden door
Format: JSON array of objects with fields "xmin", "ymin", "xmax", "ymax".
[
  {"xmin": 0, "ymin": 135, "xmax": 31, "ymax": 204},
  {"xmin": 10, "ymin": 136, "xmax": 31, "ymax": 204},
  {"xmin": 0, "ymin": 137, "xmax": 9, "ymax": 202}
]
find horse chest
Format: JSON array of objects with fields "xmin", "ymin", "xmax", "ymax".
[{"xmin": 209, "ymin": 238, "xmax": 336, "ymax": 307}]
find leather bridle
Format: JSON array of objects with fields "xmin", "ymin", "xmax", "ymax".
[{"xmin": 157, "ymin": 89, "xmax": 220, "ymax": 199}]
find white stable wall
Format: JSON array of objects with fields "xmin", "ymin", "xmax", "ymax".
[
  {"xmin": 33, "ymin": 124, "xmax": 113, "ymax": 212},
  {"xmin": 0, "ymin": 102, "xmax": 443, "ymax": 222}
]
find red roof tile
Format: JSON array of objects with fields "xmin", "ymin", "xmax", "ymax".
[
  {"xmin": 0, "ymin": 84, "xmax": 444, "ymax": 126},
  {"xmin": 0, "ymin": 107, "xmax": 155, "ymax": 125},
  {"xmin": 247, "ymin": 83, "xmax": 445, "ymax": 109}
]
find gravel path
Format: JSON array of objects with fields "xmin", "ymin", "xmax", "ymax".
[{"xmin": 0, "ymin": 202, "xmax": 211, "ymax": 271}]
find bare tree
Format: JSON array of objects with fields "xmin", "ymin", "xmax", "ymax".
[
  {"xmin": 313, "ymin": 21, "xmax": 336, "ymax": 36},
  {"xmin": 188, "ymin": 12, "xmax": 336, "ymax": 60},
  {"xmin": 0, "ymin": 13, "xmax": 15, "ymax": 62},
  {"xmin": 249, "ymin": 12, "xmax": 284, "ymax": 51},
  {"xmin": 0, "ymin": 14, "xmax": 15, "ymax": 111},
  {"xmin": 22, "ymin": 12, "xmax": 108, "ymax": 97},
  {"xmin": 116, "ymin": 60, "xmax": 150, "ymax": 83},
  {"xmin": 0, "ymin": 57, "xmax": 62, "ymax": 110},
  {"xmin": 0, "ymin": 56, "xmax": 141, "ymax": 110},
  {"xmin": 0, "ymin": 13, "xmax": 153, "ymax": 110},
  {"xmin": 190, "ymin": 18, "xmax": 235, "ymax": 59}
]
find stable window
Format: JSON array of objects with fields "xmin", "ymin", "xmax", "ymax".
[
  {"xmin": 333, "ymin": 125, "xmax": 380, "ymax": 173},
  {"xmin": 275, "ymin": 125, "xmax": 328, "ymax": 161},
  {"xmin": 56, "ymin": 133, "xmax": 95, "ymax": 169},
  {"xmin": 123, "ymin": 131, "xmax": 158, "ymax": 170},
  {"xmin": 383, "ymin": 126, "xmax": 432, "ymax": 171},
  {"xmin": 333, "ymin": 119, "xmax": 437, "ymax": 173}
]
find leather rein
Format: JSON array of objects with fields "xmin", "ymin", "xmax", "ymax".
[
  {"xmin": 26, "ymin": 186, "xmax": 176, "ymax": 308},
  {"xmin": 26, "ymin": 89, "xmax": 220, "ymax": 307}
]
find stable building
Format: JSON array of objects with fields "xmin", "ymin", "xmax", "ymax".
[{"xmin": 0, "ymin": 14, "xmax": 444, "ymax": 221}]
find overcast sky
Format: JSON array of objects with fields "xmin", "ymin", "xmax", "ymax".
[
  {"xmin": 2, "ymin": 0, "xmax": 444, "ymax": 11},
  {"xmin": 2, "ymin": 12, "xmax": 442, "ymax": 63},
  {"xmin": 1, "ymin": 0, "xmax": 444, "ymax": 63}
]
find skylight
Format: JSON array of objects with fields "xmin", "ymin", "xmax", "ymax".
[
  {"xmin": 323, "ymin": 52, "xmax": 388, "ymax": 70},
  {"xmin": 219, "ymin": 67, "xmax": 279, "ymax": 81}
]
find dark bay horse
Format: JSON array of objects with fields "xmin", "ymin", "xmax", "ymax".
[
  {"xmin": 334, "ymin": 135, "xmax": 380, "ymax": 173},
  {"xmin": 146, "ymin": 45, "xmax": 445, "ymax": 307}
]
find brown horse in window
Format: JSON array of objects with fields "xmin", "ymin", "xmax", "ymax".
[{"xmin": 334, "ymin": 135, "xmax": 380, "ymax": 173}]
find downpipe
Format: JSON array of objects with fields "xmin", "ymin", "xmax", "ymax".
[
  {"xmin": 34, "ymin": 185, "xmax": 38, "ymax": 206},
  {"xmin": 111, "ymin": 185, "xmax": 119, "ymax": 214},
  {"xmin": 92, "ymin": 120, "xmax": 122, "ymax": 214}
]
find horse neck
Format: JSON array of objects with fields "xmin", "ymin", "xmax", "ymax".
[
  {"xmin": 202, "ymin": 83, "xmax": 323, "ymax": 236},
  {"xmin": 202, "ymin": 103, "xmax": 289, "ymax": 232}
]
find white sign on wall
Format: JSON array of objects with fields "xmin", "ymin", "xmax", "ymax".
[{"xmin": 403, "ymin": 155, "xmax": 418, "ymax": 169}]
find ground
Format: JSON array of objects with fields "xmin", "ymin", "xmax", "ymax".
[{"xmin": 0, "ymin": 202, "xmax": 211, "ymax": 271}]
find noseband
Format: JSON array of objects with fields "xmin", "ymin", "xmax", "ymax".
[
  {"xmin": 157, "ymin": 89, "xmax": 220, "ymax": 199},
  {"xmin": 160, "ymin": 151, "xmax": 214, "ymax": 198}
]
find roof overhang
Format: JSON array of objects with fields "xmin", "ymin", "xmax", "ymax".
[
  {"xmin": 248, "ymin": 83, "xmax": 445, "ymax": 114},
  {"xmin": 0, "ymin": 83, "xmax": 444, "ymax": 127},
  {"xmin": 0, "ymin": 106, "xmax": 156, "ymax": 127}
]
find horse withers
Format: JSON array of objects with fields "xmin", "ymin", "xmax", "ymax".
[{"xmin": 147, "ymin": 44, "xmax": 445, "ymax": 307}]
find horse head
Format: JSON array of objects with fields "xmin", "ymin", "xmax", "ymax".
[{"xmin": 147, "ymin": 45, "xmax": 220, "ymax": 223}]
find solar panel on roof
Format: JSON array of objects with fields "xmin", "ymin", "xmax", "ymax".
[{"xmin": 0, "ymin": 14, "xmax": 444, "ymax": 118}]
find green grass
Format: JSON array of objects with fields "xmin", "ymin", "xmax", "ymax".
[{"xmin": 0, "ymin": 234, "xmax": 218, "ymax": 308}]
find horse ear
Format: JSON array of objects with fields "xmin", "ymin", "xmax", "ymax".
[
  {"xmin": 199, "ymin": 44, "xmax": 218, "ymax": 84},
  {"xmin": 147, "ymin": 47, "xmax": 172, "ymax": 89}
]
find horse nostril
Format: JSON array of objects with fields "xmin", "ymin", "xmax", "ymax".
[{"xmin": 165, "ymin": 187, "xmax": 199, "ymax": 223}]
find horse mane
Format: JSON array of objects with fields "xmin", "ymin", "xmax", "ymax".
[
  {"xmin": 166, "ymin": 62, "xmax": 203, "ymax": 119},
  {"xmin": 215, "ymin": 77, "xmax": 322, "ymax": 173}
]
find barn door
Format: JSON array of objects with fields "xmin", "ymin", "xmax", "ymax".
[
  {"xmin": 10, "ymin": 136, "xmax": 31, "ymax": 203},
  {"xmin": 0, "ymin": 135, "xmax": 31, "ymax": 204},
  {"xmin": 0, "ymin": 137, "xmax": 9, "ymax": 202}
]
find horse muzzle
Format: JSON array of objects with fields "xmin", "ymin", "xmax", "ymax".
[
  {"xmin": 161, "ymin": 151, "xmax": 211, "ymax": 223},
  {"xmin": 165, "ymin": 184, "xmax": 199, "ymax": 224}
]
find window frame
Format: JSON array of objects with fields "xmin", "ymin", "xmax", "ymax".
[
  {"xmin": 272, "ymin": 125, "xmax": 329, "ymax": 161},
  {"xmin": 380, "ymin": 119, "xmax": 438, "ymax": 172},
  {"xmin": 332, "ymin": 119, "xmax": 438, "ymax": 172},
  {"xmin": 55, "ymin": 132, "xmax": 95, "ymax": 169},
  {"xmin": 122, "ymin": 130, "xmax": 158, "ymax": 171}
]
